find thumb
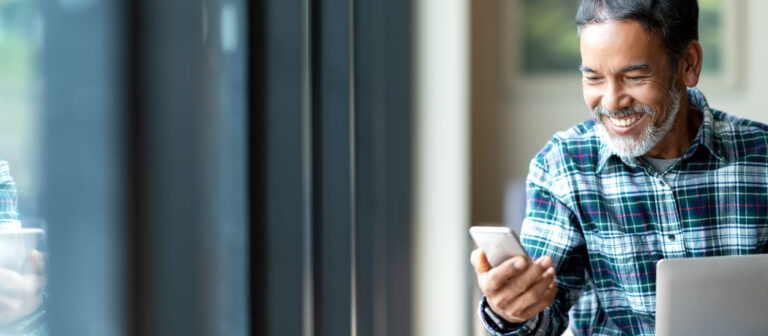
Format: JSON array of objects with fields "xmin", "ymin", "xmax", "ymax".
[{"xmin": 471, "ymin": 249, "xmax": 492, "ymax": 273}]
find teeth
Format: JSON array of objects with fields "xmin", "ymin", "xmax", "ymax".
[{"xmin": 609, "ymin": 115, "xmax": 642, "ymax": 127}]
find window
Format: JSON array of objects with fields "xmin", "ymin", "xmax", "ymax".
[
  {"xmin": 518, "ymin": 0, "xmax": 727, "ymax": 76},
  {"xmin": 0, "ymin": 1, "xmax": 46, "ymax": 333},
  {"xmin": 520, "ymin": 0, "xmax": 580, "ymax": 74},
  {"xmin": 40, "ymin": 1, "xmax": 248, "ymax": 334}
]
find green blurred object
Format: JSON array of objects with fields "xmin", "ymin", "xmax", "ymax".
[
  {"xmin": 521, "ymin": 0, "xmax": 581, "ymax": 74},
  {"xmin": 521, "ymin": 0, "xmax": 722, "ymax": 74},
  {"xmin": 698, "ymin": 0, "xmax": 722, "ymax": 73},
  {"xmin": 0, "ymin": 0, "xmax": 41, "ymax": 220},
  {"xmin": 0, "ymin": 0, "xmax": 37, "ymax": 81}
]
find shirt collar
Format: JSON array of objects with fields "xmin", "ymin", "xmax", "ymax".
[{"xmin": 596, "ymin": 87, "xmax": 726, "ymax": 174}]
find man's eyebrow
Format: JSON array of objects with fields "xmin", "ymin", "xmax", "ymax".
[
  {"xmin": 619, "ymin": 64, "xmax": 648, "ymax": 72},
  {"xmin": 579, "ymin": 65, "xmax": 597, "ymax": 73},
  {"xmin": 579, "ymin": 64, "xmax": 649, "ymax": 74}
]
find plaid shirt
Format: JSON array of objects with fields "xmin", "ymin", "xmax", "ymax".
[
  {"xmin": 480, "ymin": 88, "xmax": 768, "ymax": 335},
  {"xmin": 0, "ymin": 160, "xmax": 20, "ymax": 229}
]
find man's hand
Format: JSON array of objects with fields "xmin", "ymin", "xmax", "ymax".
[
  {"xmin": 471, "ymin": 249, "xmax": 557, "ymax": 324},
  {"xmin": 0, "ymin": 250, "xmax": 45, "ymax": 324}
]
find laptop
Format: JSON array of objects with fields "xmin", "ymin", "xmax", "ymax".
[{"xmin": 655, "ymin": 254, "xmax": 768, "ymax": 336}]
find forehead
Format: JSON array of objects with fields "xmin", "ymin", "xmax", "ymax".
[{"xmin": 579, "ymin": 20, "xmax": 668, "ymax": 72}]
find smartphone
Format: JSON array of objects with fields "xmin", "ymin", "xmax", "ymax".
[
  {"xmin": 0, "ymin": 228, "xmax": 45, "ymax": 271},
  {"xmin": 469, "ymin": 226, "xmax": 528, "ymax": 268}
]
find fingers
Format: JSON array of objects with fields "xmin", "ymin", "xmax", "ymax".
[
  {"xmin": 0, "ymin": 268, "xmax": 45, "ymax": 298},
  {"xmin": 485, "ymin": 269, "xmax": 557, "ymax": 324},
  {"xmin": 0, "ymin": 259, "xmax": 46, "ymax": 325},
  {"xmin": 478, "ymin": 255, "xmax": 559, "ymax": 324},
  {"xmin": 500, "ymin": 256, "xmax": 551, "ymax": 294},
  {"xmin": 519, "ymin": 282, "xmax": 558, "ymax": 319},
  {"xmin": 484, "ymin": 255, "xmax": 552, "ymax": 294},
  {"xmin": 485, "ymin": 256, "xmax": 529, "ymax": 292},
  {"xmin": 0, "ymin": 268, "xmax": 25, "ymax": 296},
  {"xmin": 513, "ymin": 267, "xmax": 555, "ymax": 310},
  {"xmin": 471, "ymin": 249, "xmax": 492, "ymax": 273},
  {"xmin": 491, "ymin": 267, "xmax": 558, "ymax": 323}
]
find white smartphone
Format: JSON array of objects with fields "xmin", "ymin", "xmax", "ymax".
[
  {"xmin": 0, "ymin": 228, "xmax": 45, "ymax": 271},
  {"xmin": 469, "ymin": 226, "xmax": 528, "ymax": 268}
]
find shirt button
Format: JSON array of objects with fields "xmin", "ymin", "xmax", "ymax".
[{"xmin": 667, "ymin": 234, "xmax": 677, "ymax": 241}]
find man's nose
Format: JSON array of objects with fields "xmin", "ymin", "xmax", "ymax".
[{"xmin": 600, "ymin": 81, "xmax": 631, "ymax": 112}]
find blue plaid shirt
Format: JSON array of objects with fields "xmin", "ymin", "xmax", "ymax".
[
  {"xmin": 0, "ymin": 160, "xmax": 20, "ymax": 229},
  {"xmin": 480, "ymin": 88, "xmax": 768, "ymax": 335}
]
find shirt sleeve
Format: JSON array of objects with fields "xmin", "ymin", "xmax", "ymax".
[
  {"xmin": 0, "ymin": 160, "xmax": 21, "ymax": 228},
  {"xmin": 478, "ymin": 296, "xmax": 539, "ymax": 335},
  {"xmin": 477, "ymin": 159, "xmax": 588, "ymax": 336}
]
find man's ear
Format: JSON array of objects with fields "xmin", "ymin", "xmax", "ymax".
[{"xmin": 678, "ymin": 40, "xmax": 703, "ymax": 88}]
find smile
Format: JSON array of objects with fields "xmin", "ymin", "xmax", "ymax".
[{"xmin": 608, "ymin": 113, "xmax": 644, "ymax": 128}]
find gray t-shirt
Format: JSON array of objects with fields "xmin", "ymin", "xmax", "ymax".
[{"xmin": 644, "ymin": 157, "xmax": 678, "ymax": 173}]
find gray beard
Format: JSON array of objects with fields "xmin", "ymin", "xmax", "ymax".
[{"xmin": 592, "ymin": 86, "xmax": 682, "ymax": 160}]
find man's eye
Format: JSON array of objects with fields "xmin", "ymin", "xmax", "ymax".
[
  {"xmin": 626, "ymin": 76, "xmax": 648, "ymax": 82},
  {"xmin": 584, "ymin": 76, "xmax": 602, "ymax": 82}
]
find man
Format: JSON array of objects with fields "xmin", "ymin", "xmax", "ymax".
[
  {"xmin": 0, "ymin": 160, "xmax": 46, "ymax": 335},
  {"xmin": 471, "ymin": 0, "xmax": 768, "ymax": 335}
]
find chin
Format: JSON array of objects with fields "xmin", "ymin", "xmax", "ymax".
[{"xmin": 596, "ymin": 122, "xmax": 656, "ymax": 159}]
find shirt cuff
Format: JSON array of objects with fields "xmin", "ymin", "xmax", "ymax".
[
  {"xmin": 478, "ymin": 296, "xmax": 539, "ymax": 335},
  {"xmin": 0, "ymin": 305, "xmax": 47, "ymax": 335}
]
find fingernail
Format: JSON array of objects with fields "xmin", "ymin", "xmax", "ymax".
[
  {"xmin": 539, "ymin": 256, "xmax": 552, "ymax": 268},
  {"xmin": 514, "ymin": 258, "xmax": 526, "ymax": 269}
]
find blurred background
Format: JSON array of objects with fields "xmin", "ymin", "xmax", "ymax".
[
  {"xmin": 0, "ymin": 0, "xmax": 763, "ymax": 335},
  {"xmin": 0, "ymin": 0, "xmax": 42, "ymax": 223}
]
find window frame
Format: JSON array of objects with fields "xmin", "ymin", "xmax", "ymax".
[{"xmin": 254, "ymin": 0, "xmax": 413, "ymax": 335}]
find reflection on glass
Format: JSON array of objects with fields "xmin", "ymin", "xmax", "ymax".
[
  {"xmin": 0, "ymin": 0, "xmax": 46, "ymax": 334},
  {"xmin": 0, "ymin": 228, "xmax": 45, "ymax": 326},
  {"xmin": 0, "ymin": 164, "xmax": 46, "ymax": 334},
  {"xmin": 521, "ymin": 0, "xmax": 723, "ymax": 74}
]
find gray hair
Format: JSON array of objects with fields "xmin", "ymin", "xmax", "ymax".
[{"xmin": 576, "ymin": 0, "xmax": 699, "ymax": 69}]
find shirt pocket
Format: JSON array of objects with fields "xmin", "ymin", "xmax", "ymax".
[{"xmin": 591, "ymin": 232, "xmax": 658, "ymax": 316}]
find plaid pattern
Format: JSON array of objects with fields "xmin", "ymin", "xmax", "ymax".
[
  {"xmin": 479, "ymin": 87, "xmax": 768, "ymax": 335},
  {"xmin": 0, "ymin": 160, "xmax": 20, "ymax": 229}
]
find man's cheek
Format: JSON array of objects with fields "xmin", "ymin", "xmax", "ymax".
[{"xmin": 649, "ymin": 110, "xmax": 664, "ymax": 128}]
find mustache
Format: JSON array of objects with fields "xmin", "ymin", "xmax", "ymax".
[{"xmin": 593, "ymin": 104, "xmax": 654, "ymax": 118}]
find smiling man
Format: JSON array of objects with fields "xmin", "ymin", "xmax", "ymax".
[{"xmin": 471, "ymin": 1, "xmax": 768, "ymax": 335}]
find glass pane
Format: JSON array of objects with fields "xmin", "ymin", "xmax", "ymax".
[{"xmin": 521, "ymin": 0, "xmax": 723, "ymax": 75}]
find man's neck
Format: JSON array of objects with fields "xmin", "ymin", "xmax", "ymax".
[{"xmin": 644, "ymin": 90, "xmax": 703, "ymax": 159}]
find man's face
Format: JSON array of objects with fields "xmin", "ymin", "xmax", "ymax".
[{"xmin": 579, "ymin": 20, "xmax": 681, "ymax": 158}]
